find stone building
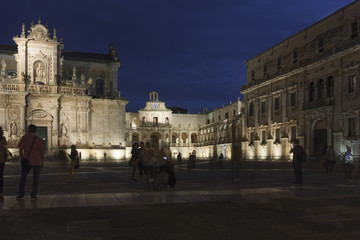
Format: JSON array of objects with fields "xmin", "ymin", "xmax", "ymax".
[
  {"xmin": 240, "ymin": 1, "xmax": 360, "ymax": 161},
  {"xmin": 198, "ymin": 100, "xmax": 242, "ymax": 160},
  {"xmin": 0, "ymin": 21, "xmax": 128, "ymax": 160},
  {"xmin": 125, "ymin": 92, "xmax": 242, "ymax": 160}
]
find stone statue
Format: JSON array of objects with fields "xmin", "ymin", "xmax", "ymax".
[
  {"xmin": 1, "ymin": 59, "xmax": 6, "ymax": 76},
  {"xmin": 36, "ymin": 62, "xmax": 44, "ymax": 79},
  {"xmin": 21, "ymin": 24, "xmax": 25, "ymax": 37},
  {"xmin": 72, "ymin": 66, "xmax": 77, "ymax": 86},
  {"xmin": 11, "ymin": 122, "xmax": 17, "ymax": 136},
  {"xmin": 61, "ymin": 124, "xmax": 68, "ymax": 137},
  {"xmin": 81, "ymin": 73, "xmax": 86, "ymax": 85}
]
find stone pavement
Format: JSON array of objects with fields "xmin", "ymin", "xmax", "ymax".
[{"xmin": 1, "ymin": 159, "xmax": 360, "ymax": 239}]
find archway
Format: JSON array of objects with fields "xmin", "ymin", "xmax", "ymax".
[
  {"xmin": 150, "ymin": 132, "xmax": 161, "ymax": 148},
  {"xmin": 314, "ymin": 120, "xmax": 327, "ymax": 156}
]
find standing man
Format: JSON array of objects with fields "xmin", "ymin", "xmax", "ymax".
[
  {"xmin": 289, "ymin": 139, "xmax": 306, "ymax": 184},
  {"xmin": 177, "ymin": 152, "xmax": 182, "ymax": 169},
  {"xmin": 17, "ymin": 124, "xmax": 45, "ymax": 200},
  {"xmin": 217, "ymin": 153, "xmax": 224, "ymax": 170},
  {"xmin": 325, "ymin": 145, "xmax": 336, "ymax": 173}
]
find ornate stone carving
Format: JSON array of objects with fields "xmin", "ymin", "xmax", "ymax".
[{"xmin": 10, "ymin": 122, "xmax": 18, "ymax": 136}]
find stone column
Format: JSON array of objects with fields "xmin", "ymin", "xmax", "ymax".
[{"xmin": 20, "ymin": 102, "xmax": 26, "ymax": 135}]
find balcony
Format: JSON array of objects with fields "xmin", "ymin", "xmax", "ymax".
[
  {"xmin": 302, "ymin": 98, "xmax": 334, "ymax": 110},
  {"xmin": 0, "ymin": 82, "xmax": 25, "ymax": 92}
]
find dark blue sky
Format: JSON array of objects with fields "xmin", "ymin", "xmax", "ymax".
[{"xmin": 0, "ymin": 0, "xmax": 354, "ymax": 113}]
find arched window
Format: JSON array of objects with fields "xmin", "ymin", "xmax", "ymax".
[
  {"xmin": 317, "ymin": 79, "xmax": 324, "ymax": 99},
  {"xmin": 165, "ymin": 117, "xmax": 169, "ymax": 125},
  {"xmin": 249, "ymin": 101, "xmax": 254, "ymax": 116},
  {"xmin": 95, "ymin": 79, "xmax": 105, "ymax": 95},
  {"xmin": 309, "ymin": 82, "xmax": 315, "ymax": 102},
  {"xmin": 327, "ymin": 77, "xmax": 334, "ymax": 97},
  {"xmin": 142, "ymin": 117, "xmax": 145, "ymax": 126}
]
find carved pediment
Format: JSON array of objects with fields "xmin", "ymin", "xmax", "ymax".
[{"xmin": 26, "ymin": 110, "xmax": 53, "ymax": 121}]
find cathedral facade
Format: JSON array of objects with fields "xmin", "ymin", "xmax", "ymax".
[
  {"xmin": 240, "ymin": 1, "xmax": 360, "ymax": 161},
  {"xmin": 0, "ymin": 21, "xmax": 128, "ymax": 160}
]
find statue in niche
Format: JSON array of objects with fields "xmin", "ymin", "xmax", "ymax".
[
  {"xmin": 61, "ymin": 124, "xmax": 68, "ymax": 138},
  {"xmin": 36, "ymin": 62, "xmax": 45, "ymax": 80},
  {"xmin": 11, "ymin": 122, "xmax": 17, "ymax": 136}
]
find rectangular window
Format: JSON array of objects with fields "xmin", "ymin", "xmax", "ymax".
[
  {"xmin": 274, "ymin": 97, "xmax": 280, "ymax": 110},
  {"xmin": 352, "ymin": 21, "xmax": 358, "ymax": 38},
  {"xmin": 249, "ymin": 102, "xmax": 254, "ymax": 117},
  {"xmin": 95, "ymin": 79, "xmax": 104, "ymax": 95},
  {"xmin": 207, "ymin": 119, "xmax": 210, "ymax": 124},
  {"xmin": 290, "ymin": 93, "xmax": 296, "ymax": 107},
  {"xmin": 261, "ymin": 101, "xmax": 266, "ymax": 113},
  {"xmin": 225, "ymin": 112, "xmax": 229, "ymax": 119},
  {"xmin": 261, "ymin": 130, "xmax": 266, "ymax": 144},
  {"xmin": 293, "ymin": 49, "xmax": 298, "ymax": 63},
  {"xmin": 251, "ymin": 70, "xmax": 255, "ymax": 80},
  {"xmin": 275, "ymin": 128, "xmax": 280, "ymax": 143},
  {"xmin": 250, "ymin": 132, "xmax": 254, "ymax": 144},
  {"xmin": 263, "ymin": 65, "xmax": 267, "ymax": 76},
  {"xmin": 233, "ymin": 110, "xmax": 236, "ymax": 116},
  {"xmin": 318, "ymin": 39, "xmax": 324, "ymax": 53},
  {"xmin": 153, "ymin": 117, "xmax": 158, "ymax": 126},
  {"xmin": 291, "ymin": 126, "xmax": 296, "ymax": 142},
  {"xmin": 277, "ymin": 57, "xmax": 282, "ymax": 71},
  {"xmin": 348, "ymin": 75, "xmax": 356, "ymax": 93},
  {"xmin": 348, "ymin": 118, "xmax": 356, "ymax": 137}
]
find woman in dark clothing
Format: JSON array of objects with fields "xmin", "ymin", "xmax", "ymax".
[{"xmin": 68, "ymin": 145, "xmax": 79, "ymax": 181}]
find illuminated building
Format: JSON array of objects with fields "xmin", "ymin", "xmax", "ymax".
[
  {"xmin": 241, "ymin": 1, "xmax": 360, "ymax": 161},
  {"xmin": 125, "ymin": 92, "xmax": 242, "ymax": 160},
  {"xmin": 0, "ymin": 20, "xmax": 128, "ymax": 160}
]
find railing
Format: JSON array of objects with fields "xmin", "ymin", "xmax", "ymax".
[
  {"xmin": 28, "ymin": 85, "xmax": 58, "ymax": 94},
  {"xmin": 302, "ymin": 97, "xmax": 334, "ymax": 110},
  {"xmin": 59, "ymin": 86, "xmax": 87, "ymax": 95},
  {"xmin": 0, "ymin": 83, "xmax": 24, "ymax": 92}
]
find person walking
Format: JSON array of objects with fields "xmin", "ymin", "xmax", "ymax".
[
  {"xmin": 325, "ymin": 145, "xmax": 336, "ymax": 173},
  {"xmin": 17, "ymin": 124, "xmax": 45, "ymax": 200},
  {"xmin": 0, "ymin": 127, "xmax": 7, "ymax": 201},
  {"xmin": 289, "ymin": 139, "xmax": 306, "ymax": 184},
  {"xmin": 68, "ymin": 145, "xmax": 79, "ymax": 181}
]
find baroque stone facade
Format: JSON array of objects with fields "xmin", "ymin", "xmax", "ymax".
[
  {"xmin": 0, "ymin": 20, "xmax": 128, "ymax": 160},
  {"xmin": 125, "ymin": 92, "xmax": 242, "ymax": 160},
  {"xmin": 241, "ymin": 1, "xmax": 360, "ymax": 161}
]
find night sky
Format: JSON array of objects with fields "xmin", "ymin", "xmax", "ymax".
[{"xmin": 0, "ymin": 0, "xmax": 355, "ymax": 113}]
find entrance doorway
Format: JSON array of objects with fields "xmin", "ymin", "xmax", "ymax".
[
  {"xmin": 150, "ymin": 133, "xmax": 161, "ymax": 148},
  {"xmin": 314, "ymin": 120, "xmax": 327, "ymax": 156},
  {"xmin": 36, "ymin": 126, "xmax": 48, "ymax": 153}
]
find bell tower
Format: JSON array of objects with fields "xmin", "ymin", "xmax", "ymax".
[{"xmin": 13, "ymin": 19, "xmax": 63, "ymax": 85}]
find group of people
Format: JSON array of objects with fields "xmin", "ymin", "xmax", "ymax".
[
  {"xmin": 130, "ymin": 142, "xmax": 176, "ymax": 189},
  {"xmin": 0, "ymin": 124, "xmax": 81, "ymax": 201},
  {"xmin": 1, "ymin": 124, "xmax": 359, "ymax": 200}
]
